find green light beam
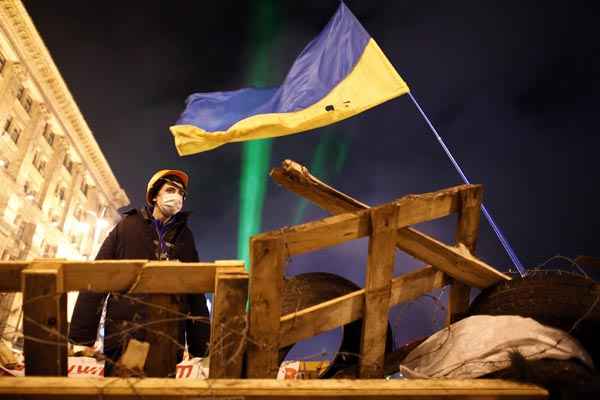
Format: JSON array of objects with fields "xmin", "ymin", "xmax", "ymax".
[{"xmin": 237, "ymin": 0, "xmax": 279, "ymax": 268}]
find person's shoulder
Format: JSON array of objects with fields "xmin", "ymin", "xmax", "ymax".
[{"xmin": 119, "ymin": 208, "xmax": 150, "ymax": 225}]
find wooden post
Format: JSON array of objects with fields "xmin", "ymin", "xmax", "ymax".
[
  {"xmin": 247, "ymin": 237, "xmax": 285, "ymax": 378},
  {"xmin": 142, "ymin": 294, "xmax": 182, "ymax": 377},
  {"xmin": 209, "ymin": 270, "xmax": 249, "ymax": 378},
  {"xmin": 22, "ymin": 262, "xmax": 68, "ymax": 376},
  {"xmin": 447, "ymin": 186, "xmax": 483, "ymax": 324},
  {"xmin": 359, "ymin": 206, "xmax": 397, "ymax": 378}
]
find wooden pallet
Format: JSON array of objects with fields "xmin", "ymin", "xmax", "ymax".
[{"xmin": 246, "ymin": 160, "xmax": 510, "ymax": 379}]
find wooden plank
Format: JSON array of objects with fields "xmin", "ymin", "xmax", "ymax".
[
  {"xmin": 359, "ymin": 207, "xmax": 397, "ymax": 378},
  {"xmin": 124, "ymin": 262, "xmax": 220, "ymax": 294},
  {"xmin": 396, "ymin": 228, "xmax": 509, "ymax": 288},
  {"xmin": 0, "ymin": 261, "xmax": 29, "ymax": 291},
  {"xmin": 255, "ymin": 183, "xmax": 472, "ymax": 258},
  {"xmin": 0, "ymin": 378, "xmax": 548, "ymax": 399},
  {"xmin": 253, "ymin": 210, "xmax": 371, "ymax": 257},
  {"xmin": 271, "ymin": 160, "xmax": 505, "ymax": 288},
  {"xmin": 22, "ymin": 264, "xmax": 68, "ymax": 376},
  {"xmin": 60, "ymin": 261, "xmax": 222, "ymax": 293},
  {"xmin": 279, "ymin": 266, "xmax": 447, "ymax": 348},
  {"xmin": 60, "ymin": 260, "xmax": 146, "ymax": 292},
  {"xmin": 271, "ymin": 159, "xmax": 370, "ymax": 214},
  {"xmin": 280, "ymin": 289, "xmax": 363, "ymax": 348},
  {"xmin": 389, "ymin": 266, "xmax": 449, "ymax": 306},
  {"xmin": 209, "ymin": 270, "xmax": 248, "ymax": 378},
  {"xmin": 246, "ymin": 237, "xmax": 285, "ymax": 379},
  {"xmin": 142, "ymin": 294, "xmax": 182, "ymax": 377},
  {"xmin": 448, "ymin": 186, "xmax": 483, "ymax": 324}
]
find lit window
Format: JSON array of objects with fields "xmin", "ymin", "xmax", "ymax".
[
  {"xmin": 0, "ymin": 51, "xmax": 6, "ymax": 73},
  {"xmin": 63, "ymin": 155, "xmax": 73, "ymax": 174},
  {"xmin": 16, "ymin": 86, "xmax": 24, "ymax": 101},
  {"xmin": 22, "ymin": 95, "xmax": 32, "ymax": 114},
  {"xmin": 42, "ymin": 124, "xmax": 55, "ymax": 146},
  {"xmin": 9, "ymin": 126, "xmax": 21, "ymax": 144},
  {"xmin": 81, "ymin": 181, "xmax": 89, "ymax": 196},
  {"xmin": 2, "ymin": 116, "xmax": 12, "ymax": 136}
]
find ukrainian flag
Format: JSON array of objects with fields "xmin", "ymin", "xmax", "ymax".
[{"xmin": 171, "ymin": 2, "xmax": 410, "ymax": 155}]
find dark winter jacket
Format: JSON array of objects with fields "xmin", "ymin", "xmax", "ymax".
[{"xmin": 69, "ymin": 207, "xmax": 210, "ymax": 362}]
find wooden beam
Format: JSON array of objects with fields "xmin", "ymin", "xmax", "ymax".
[
  {"xmin": 448, "ymin": 186, "xmax": 483, "ymax": 324},
  {"xmin": 255, "ymin": 184, "xmax": 475, "ymax": 257},
  {"xmin": 253, "ymin": 210, "xmax": 371, "ymax": 257},
  {"xmin": 246, "ymin": 237, "xmax": 285, "ymax": 378},
  {"xmin": 359, "ymin": 207, "xmax": 397, "ymax": 378},
  {"xmin": 141, "ymin": 294, "xmax": 182, "ymax": 377},
  {"xmin": 59, "ymin": 261, "xmax": 230, "ymax": 293},
  {"xmin": 210, "ymin": 270, "xmax": 248, "ymax": 378},
  {"xmin": 270, "ymin": 159, "xmax": 370, "ymax": 214},
  {"xmin": 22, "ymin": 263, "xmax": 68, "ymax": 376},
  {"xmin": 271, "ymin": 160, "xmax": 507, "ymax": 289},
  {"xmin": 279, "ymin": 265, "xmax": 447, "ymax": 348},
  {"xmin": 0, "ymin": 261, "xmax": 29, "ymax": 291},
  {"xmin": 389, "ymin": 266, "xmax": 449, "ymax": 306},
  {"xmin": 60, "ymin": 260, "xmax": 146, "ymax": 292},
  {"xmin": 396, "ymin": 228, "xmax": 509, "ymax": 288},
  {"xmin": 0, "ymin": 377, "xmax": 549, "ymax": 399}
]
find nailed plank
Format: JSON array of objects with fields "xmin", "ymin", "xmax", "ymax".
[
  {"xmin": 253, "ymin": 210, "xmax": 371, "ymax": 257},
  {"xmin": 22, "ymin": 264, "xmax": 68, "ymax": 376},
  {"xmin": 448, "ymin": 185, "xmax": 483, "ymax": 324},
  {"xmin": 389, "ymin": 266, "xmax": 449, "ymax": 306},
  {"xmin": 209, "ymin": 271, "xmax": 248, "ymax": 378},
  {"xmin": 60, "ymin": 260, "xmax": 146, "ymax": 292},
  {"xmin": 279, "ymin": 290, "xmax": 363, "ymax": 348},
  {"xmin": 61, "ymin": 261, "xmax": 222, "ymax": 293},
  {"xmin": 246, "ymin": 237, "xmax": 285, "ymax": 378},
  {"xmin": 0, "ymin": 261, "xmax": 29, "ymax": 291},
  {"xmin": 271, "ymin": 160, "xmax": 506, "ymax": 289},
  {"xmin": 359, "ymin": 207, "xmax": 397, "ymax": 378},
  {"xmin": 271, "ymin": 159, "xmax": 369, "ymax": 214},
  {"xmin": 255, "ymin": 183, "xmax": 472, "ymax": 257},
  {"xmin": 0, "ymin": 378, "xmax": 549, "ymax": 399},
  {"xmin": 396, "ymin": 229, "xmax": 509, "ymax": 288},
  {"xmin": 279, "ymin": 266, "xmax": 447, "ymax": 348},
  {"xmin": 139, "ymin": 294, "xmax": 181, "ymax": 377}
]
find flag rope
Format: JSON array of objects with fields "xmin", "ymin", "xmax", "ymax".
[{"xmin": 408, "ymin": 91, "xmax": 526, "ymax": 276}]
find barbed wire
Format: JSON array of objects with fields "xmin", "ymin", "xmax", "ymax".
[{"xmin": 1, "ymin": 266, "xmax": 598, "ymax": 399}]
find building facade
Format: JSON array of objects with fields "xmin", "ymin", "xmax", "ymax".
[{"xmin": 0, "ymin": 0, "xmax": 129, "ymax": 341}]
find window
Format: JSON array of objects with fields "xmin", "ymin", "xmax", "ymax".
[
  {"xmin": 63, "ymin": 155, "xmax": 73, "ymax": 174},
  {"xmin": 32, "ymin": 150, "xmax": 46, "ymax": 175},
  {"xmin": 22, "ymin": 95, "xmax": 32, "ymax": 114},
  {"xmin": 42, "ymin": 124, "xmax": 55, "ymax": 146},
  {"xmin": 0, "ymin": 51, "xmax": 6, "ymax": 73},
  {"xmin": 3, "ymin": 116, "xmax": 12, "ymax": 136},
  {"xmin": 9, "ymin": 125, "xmax": 20, "ymax": 144},
  {"xmin": 80, "ymin": 180, "xmax": 89, "ymax": 197},
  {"xmin": 16, "ymin": 86, "xmax": 24, "ymax": 101},
  {"xmin": 16, "ymin": 222, "xmax": 25, "ymax": 241},
  {"xmin": 55, "ymin": 185, "xmax": 66, "ymax": 202}
]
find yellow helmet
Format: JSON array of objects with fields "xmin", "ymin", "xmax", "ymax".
[{"xmin": 146, "ymin": 169, "xmax": 189, "ymax": 205}]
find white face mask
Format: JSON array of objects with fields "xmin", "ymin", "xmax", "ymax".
[{"xmin": 156, "ymin": 192, "xmax": 183, "ymax": 217}]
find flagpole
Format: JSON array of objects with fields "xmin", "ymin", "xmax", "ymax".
[{"xmin": 407, "ymin": 91, "xmax": 526, "ymax": 277}]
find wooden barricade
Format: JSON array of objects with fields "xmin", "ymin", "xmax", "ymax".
[
  {"xmin": 245, "ymin": 160, "xmax": 511, "ymax": 379},
  {"xmin": 0, "ymin": 259, "xmax": 248, "ymax": 379}
]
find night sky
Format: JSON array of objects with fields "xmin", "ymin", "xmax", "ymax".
[{"xmin": 24, "ymin": 1, "xmax": 600, "ymax": 358}]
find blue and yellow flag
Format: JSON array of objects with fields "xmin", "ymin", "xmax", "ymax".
[{"xmin": 170, "ymin": 2, "xmax": 410, "ymax": 155}]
